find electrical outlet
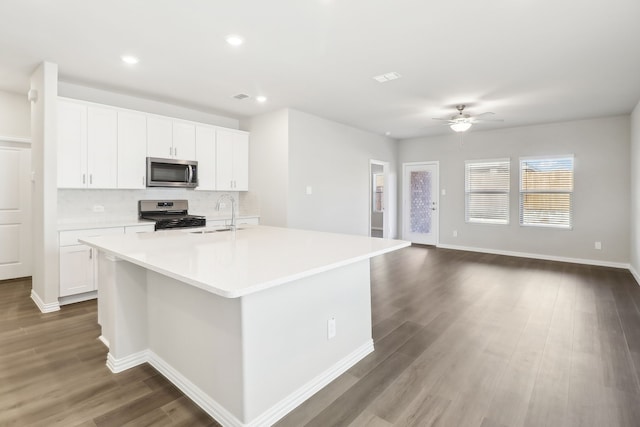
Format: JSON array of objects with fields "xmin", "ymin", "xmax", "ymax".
[
  {"xmin": 453, "ymin": 230, "xmax": 458, "ymax": 237},
  {"xmin": 306, "ymin": 185, "xmax": 313, "ymax": 195},
  {"xmin": 327, "ymin": 317, "xmax": 336, "ymax": 339},
  {"xmin": 92, "ymin": 205, "xmax": 105, "ymax": 213},
  {"xmin": 441, "ymin": 188, "xmax": 447, "ymax": 196},
  {"xmin": 595, "ymin": 241, "xmax": 602, "ymax": 250}
]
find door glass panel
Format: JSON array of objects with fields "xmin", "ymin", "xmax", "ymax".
[{"xmin": 410, "ymin": 170, "xmax": 432, "ymax": 234}]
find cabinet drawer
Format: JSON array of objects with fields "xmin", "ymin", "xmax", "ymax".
[{"xmin": 59, "ymin": 227, "xmax": 124, "ymax": 246}]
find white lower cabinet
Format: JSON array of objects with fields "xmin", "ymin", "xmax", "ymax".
[
  {"xmin": 59, "ymin": 226, "xmax": 146, "ymax": 299},
  {"xmin": 59, "ymin": 245, "xmax": 95, "ymax": 297}
]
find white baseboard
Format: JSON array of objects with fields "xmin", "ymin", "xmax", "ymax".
[
  {"xmin": 630, "ymin": 265, "xmax": 640, "ymax": 286},
  {"xmin": 146, "ymin": 340, "xmax": 374, "ymax": 427},
  {"xmin": 106, "ymin": 350, "xmax": 148, "ymax": 373},
  {"xmin": 98, "ymin": 335, "xmax": 110, "ymax": 349},
  {"xmin": 30, "ymin": 289, "xmax": 60, "ymax": 313},
  {"xmin": 250, "ymin": 339, "xmax": 374, "ymax": 427},
  {"xmin": 59, "ymin": 290, "xmax": 97, "ymax": 306},
  {"xmin": 436, "ymin": 243, "xmax": 630, "ymax": 269}
]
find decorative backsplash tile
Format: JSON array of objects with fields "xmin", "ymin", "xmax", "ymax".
[{"xmin": 58, "ymin": 189, "xmax": 260, "ymax": 224}]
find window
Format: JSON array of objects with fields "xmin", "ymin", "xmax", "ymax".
[
  {"xmin": 465, "ymin": 159, "xmax": 510, "ymax": 224},
  {"xmin": 519, "ymin": 155, "xmax": 574, "ymax": 228},
  {"xmin": 373, "ymin": 173, "xmax": 384, "ymax": 212}
]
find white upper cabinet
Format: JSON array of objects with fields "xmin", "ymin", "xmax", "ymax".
[
  {"xmin": 87, "ymin": 106, "xmax": 118, "ymax": 188},
  {"xmin": 216, "ymin": 129, "xmax": 249, "ymax": 191},
  {"xmin": 57, "ymin": 97, "xmax": 248, "ymax": 191},
  {"xmin": 172, "ymin": 121, "xmax": 196, "ymax": 161},
  {"xmin": 117, "ymin": 110, "xmax": 147, "ymax": 189},
  {"xmin": 146, "ymin": 117, "xmax": 196, "ymax": 161},
  {"xmin": 147, "ymin": 116, "xmax": 174, "ymax": 159},
  {"xmin": 58, "ymin": 100, "xmax": 88, "ymax": 188},
  {"xmin": 57, "ymin": 100, "xmax": 117, "ymax": 189},
  {"xmin": 195, "ymin": 125, "xmax": 216, "ymax": 191}
]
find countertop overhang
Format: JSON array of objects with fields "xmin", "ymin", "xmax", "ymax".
[{"xmin": 80, "ymin": 225, "xmax": 410, "ymax": 298}]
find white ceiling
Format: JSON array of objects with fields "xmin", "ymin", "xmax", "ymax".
[{"xmin": 1, "ymin": 0, "xmax": 639, "ymax": 139}]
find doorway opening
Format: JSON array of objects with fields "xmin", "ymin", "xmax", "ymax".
[{"xmin": 369, "ymin": 160, "xmax": 389, "ymax": 238}]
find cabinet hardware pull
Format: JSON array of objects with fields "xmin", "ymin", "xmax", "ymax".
[
  {"xmin": 89, "ymin": 248, "xmax": 93, "ymax": 260},
  {"xmin": 82, "ymin": 174, "xmax": 86, "ymax": 184},
  {"xmin": 169, "ymin": 147, "xmax": 172, "ymax": 157},
  {"xmin": 90, "ymin": 174, "xmax": 93, "ymax": 185},
  {"xmin": 175, "ymin": 147, "xmax": 178, "ymax": 157}
]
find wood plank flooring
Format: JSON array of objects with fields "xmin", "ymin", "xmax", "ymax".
[{"xmin": 3, "ymin": 246, "xmax": 640, "ymax": 426}]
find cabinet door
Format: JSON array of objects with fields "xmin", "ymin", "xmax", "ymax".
[
  {"xmin": 195, "ymin": 125, "xmax": 216, "ymax": 191},
  {"xmin": 232, "ymin": 132, "xmax": 249, "ymax": 191},
  {"xmin": 87, "ymin": 106, "xmax": 118, "ymax": 188},
  {"xmin": 172, "ymin": 122, "xmax": 196, "ymax": 160},
  {"xmin": 59, "ymin": 245, "xmax": 95, "ymax": 296},
  {"xmin": 118, "ymin": 111, "xmax": 147, "ymax": 189},
  {"xmin": 147, "ymin": 116, "xmax": 173, "ymax": 158},
  {"xmin": 215, "ymin": 129, "xmax": 235, "ymax": 191},
  {"xmin": 57, "ymin": 100, "xmax": 87, "ymax": 188}
]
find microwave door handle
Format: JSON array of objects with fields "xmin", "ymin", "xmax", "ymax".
[{"xmin": 188, "ymin": 165, "xmax": 193, "ymax": 183}]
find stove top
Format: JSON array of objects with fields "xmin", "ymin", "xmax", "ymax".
[{"xmin": 138, "ymin": 200, "xmax": 206, "ymax": 230}]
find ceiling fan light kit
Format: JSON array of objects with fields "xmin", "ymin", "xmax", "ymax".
[
  {"xmin": 433, "ymin": 104, "xmax": 503, "ymax": 133},
  {"xmin": 450, "ymin": 121, "xmax": 472, "ymax": 132}
]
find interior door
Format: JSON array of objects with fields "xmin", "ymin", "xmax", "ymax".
[
  {"xmin": 0, "ymin": 147, "xmax": 31, "ymax": 280},
  {"xmin": 403, "ymin": 162, "xmax": 439, "ymax": 245}
]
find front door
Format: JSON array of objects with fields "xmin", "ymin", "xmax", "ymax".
[{"xmin": 403, "ymin": 162, "xmax": 439, "ymax": 245}]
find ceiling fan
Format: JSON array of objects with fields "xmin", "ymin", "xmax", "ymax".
[{"xmin": 433, "ymin": 104, "xmax": 503, "ymax": 132}]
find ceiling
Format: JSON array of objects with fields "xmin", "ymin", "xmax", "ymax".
[{"xmin": 1, "ymin": 0, "xmax": 639, "ymax": 139}]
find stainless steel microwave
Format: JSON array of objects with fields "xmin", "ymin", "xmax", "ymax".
[{"xmin": 146, "ymin": 157, "xmax": 198, "ymax": 188}]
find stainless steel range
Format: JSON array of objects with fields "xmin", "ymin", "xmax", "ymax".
[{"xmin": 138, "ymin": 200, "xmax": 206, "ymax": 230}]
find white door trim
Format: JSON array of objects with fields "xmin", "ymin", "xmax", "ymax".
[
  {"xmin": 369, "ymin": 159, "xmax": 389, "ymax": 238},
  {"xmin": 402, "ymin": 161, "xmax": 439, "ymax": 245}
]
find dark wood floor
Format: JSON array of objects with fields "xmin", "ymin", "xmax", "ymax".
[{"xmin": 3, "ymin": 247, "xmax": 640, "ymax": 426}]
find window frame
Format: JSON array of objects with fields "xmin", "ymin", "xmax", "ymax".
[
  {"xmin": 519, "ymin": 154, "xmax": 574, "ymax": 230},
  {"xmin": 464, "ymin": 158, "xmax": 511, "ymax": 225}
]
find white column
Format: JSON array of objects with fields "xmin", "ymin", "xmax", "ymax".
[{"xmin": 30, "ymin": 61, "xmax": 60, "ymax": 313}]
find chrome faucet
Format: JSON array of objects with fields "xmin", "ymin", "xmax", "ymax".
[{"xmin": 215, "ymin": 194, "xmax": 236, "ymax": 230}]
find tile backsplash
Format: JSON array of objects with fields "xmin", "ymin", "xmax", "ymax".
[{"xmin": 58, "ymin": 189, "xmax": 260, "ymax": 224}]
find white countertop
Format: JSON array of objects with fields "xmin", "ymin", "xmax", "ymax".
[{"xmin": 80, "ymin": 225, "xmax": 410, "ymax": 298}]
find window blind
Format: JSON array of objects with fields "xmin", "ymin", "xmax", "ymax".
[
  {"xmin": 465, "ymin": 159, "xmax": 510, "ymax": 224},
  {"xmin": 519, "ymin": 156, "xmax": 574, "ymax": 228}
]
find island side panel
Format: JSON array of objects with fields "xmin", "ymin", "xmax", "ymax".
[
  {"xmin": 98, "ymin": 253, "xmax": 149, "ymax": 368},
  {"xmin": 145, "ymin": 270, "xmax": 245, "ymax": 423},
  {"xmin": 240, "ymin": 259, "xmax": 373, "ymax": 424}
]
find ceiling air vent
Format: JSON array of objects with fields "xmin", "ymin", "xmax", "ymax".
[
  {"xmin": 373, "ymin": 72, "xmax": 401, "ymax": 83},
  {"xmin": 233, "ymin": 93, "xmax": 250, "ymax": 100}
]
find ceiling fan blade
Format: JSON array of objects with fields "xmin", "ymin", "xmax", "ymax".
[
  {"xmin": 473, "ymin": 118, "xmax": 504, "ymax": 123},
  {"xmin": 472, "ymin": 112, "xmax": 496, "ymax": 118}
]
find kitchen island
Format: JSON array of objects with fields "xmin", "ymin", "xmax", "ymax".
[{"xmin": 80, "ymin": 225, "xmax": 409, "ymax": 427}]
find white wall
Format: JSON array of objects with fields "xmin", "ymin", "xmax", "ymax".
[
  {"xmin": 58, "ymin": 82, "xmax": 240, "ymax": 129},
  {"xmin": 399, "ymin": 116, "xmax": 630, "ymax": 265},
  {"xmin": 0, "ymin": 90, "xmax": 30, "ymax": 138},
  {"xmin": 288, "ymin": 109, "xmax": 398, "ymax": 237},
  {"xmin": 246, "ymin": 109, "xmax": 289, "ymax": 227},
  {"xmin": 630, "ymin": 101, "xmax": 640, "ymax": 277}
]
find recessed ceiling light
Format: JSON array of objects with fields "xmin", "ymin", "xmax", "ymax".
[
  {"xmin": 121, "ymin": 55, "xmax": 139, "ymax": 65},
  {"xmin": 255, "ymin": 96, "xmax": 267, "ymax": 103},
  {"xmin": 225, "ymin": 35, "xmax": 244, "ymax": 46},
  {"xmin": 385, "ymin": 131, "xmax": 391, "ymax": 136}
]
